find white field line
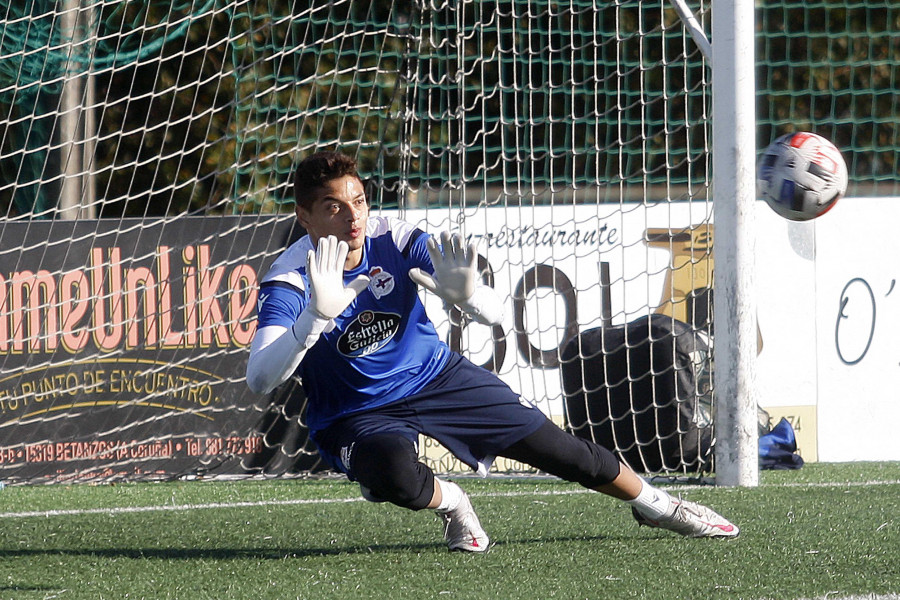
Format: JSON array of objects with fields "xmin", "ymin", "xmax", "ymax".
[
  {"xmin": 0, "ymin": 478, "xmax": 898, "ymax": 520},
  {"xmin": 766, "ymin": 597, "xmax": 900, "ymax": 600}
]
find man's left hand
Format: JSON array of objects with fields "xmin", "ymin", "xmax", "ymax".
[{"xmin": 408, "ymin": 231, "xmax": 477, "ymax": 306}]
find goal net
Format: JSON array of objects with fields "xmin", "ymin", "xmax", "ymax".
[{"xmin": 0, "ymin": 0, "xmax": 717, "ymax": 483}]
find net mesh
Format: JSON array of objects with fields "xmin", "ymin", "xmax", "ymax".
[
  {"xmin": 0, "ymin": 0, "xmax": 896, "ymax": 482},
  {"xmin": 756, "ymin": 0, "xmax": 899, "ymax": 195}
]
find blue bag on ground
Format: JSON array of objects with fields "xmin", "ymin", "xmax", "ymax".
[{"xmin": 759, "ymin": 417, "xmax": 804, "ymax": 470}]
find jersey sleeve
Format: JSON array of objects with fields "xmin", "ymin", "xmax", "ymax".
[
  {"xmin": 255, "ymin": 236, "xmax": 313, "ymax": 329},
  {"xmin": 256, "ymin": 280, "xmax": 308, "ymax": 329},
  {"xmin": 372, "ymin": 215, "xmax": 434, "ymax": 275},
  {"xmin": 403, "ymin": 227, "xmax": 435, "ymax": 274}
]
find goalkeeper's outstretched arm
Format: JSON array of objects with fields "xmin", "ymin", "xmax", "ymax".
[
  {"xmin": 408, "ymin": 231, "xmax": 504, "ymax": 326},
  {"xmin": 246, "ymin": 236, "xmax": 369, "ymax": 394},
  {"xmin": 245, "ymin": 315, "xmax": 327, "ymax": 395}
]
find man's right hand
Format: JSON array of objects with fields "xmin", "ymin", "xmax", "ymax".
[{"xmin": 306, "ymin": 235, "xmax": 370, "ymax": 320}]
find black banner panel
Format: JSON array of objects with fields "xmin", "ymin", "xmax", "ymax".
[{"xmin": 0, "ymin": 216, "xmax": 322, "ymax": 483}]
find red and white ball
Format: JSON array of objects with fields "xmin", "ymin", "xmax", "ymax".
[{"xmin": 757, "ymin": 132, "xmax": 848, "ymax": 221}]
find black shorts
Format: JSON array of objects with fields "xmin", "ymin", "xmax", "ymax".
[{"xmin": 314, "ymin": 353, "xmax": 547, "ymax": 478}]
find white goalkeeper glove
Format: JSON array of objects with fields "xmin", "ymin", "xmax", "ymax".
[
  {"xmin": 305, "ymin": 235, "xmax": 370, "ymax": 320},
  {"xmin": 246, "ymin": 236, "xmax": 370, "ymax": 395},
  {"xmin": 409, "ymin": 231, "xmax": 477, "ymax": 307},
  {"xmin": 409, "ymin": 231, "xmax": 504, "ymax": 325}
]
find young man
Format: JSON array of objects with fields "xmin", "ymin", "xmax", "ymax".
[{"xmin": 246, "ymin": 151, "xmax": 739, "ymax": 552}]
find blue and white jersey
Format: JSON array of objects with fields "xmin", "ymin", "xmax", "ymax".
[{"xmin": 256, "ymin": 216, "xmax": 449, "ymax": 433}]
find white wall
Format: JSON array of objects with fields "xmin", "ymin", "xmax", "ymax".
[
  {"xmin": 811, "ymin": 198, "xmax": 899, "ymax": 460},
  {"xmin": 405, "ymin": 196, "xmax": 899, "ymax": 462}
]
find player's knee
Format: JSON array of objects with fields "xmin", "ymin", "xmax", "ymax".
[
  {"xmin": 558, "ymin": 436, "xmax": 622, "ymax": 487},
  {"xmin": 350, "ymin": 434, "xmax": 435, "ymax": 510}
]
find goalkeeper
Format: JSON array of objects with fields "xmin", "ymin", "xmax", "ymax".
[{"xmin": 246, "ymin": 151, "xmax": 739, "ymax": 552}]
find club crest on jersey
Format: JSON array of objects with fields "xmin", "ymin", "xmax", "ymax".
[
  {"xmin": 367, "ymin": 266, "xmax": 395, "ymax": 299},
  {"xmin": 337, "ymin": 310, "xmax": 401, "ymax": 357}
]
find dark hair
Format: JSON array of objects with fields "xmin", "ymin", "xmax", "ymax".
[{"xmin": 293, "ymin": 151, "xmax": 362, "ymax": 209}]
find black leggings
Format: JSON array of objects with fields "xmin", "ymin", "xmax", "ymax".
[
  {"xmin": 350, "ymin": 419, "xmax": 621, "ymax": 511},
  {"xmin": 351, "ymin": 434, "xmax": 437, "ymax": 510},
  {"xmin": 499, "ymin": 419, "xmax": 622, "ymax": 488}
]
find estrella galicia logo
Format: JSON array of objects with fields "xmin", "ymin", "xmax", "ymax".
[{"xmin": 337, "ymin": 310, "xmax": 401, "ymax": 357}]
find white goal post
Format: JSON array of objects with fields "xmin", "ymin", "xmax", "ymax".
[
  {"xmin": 711, "ymin": 0, "xmax": 759, "ymax": 487},
  {"xmin": 666, "ymin": 0, "xmax": 760, "ymax": 486}
]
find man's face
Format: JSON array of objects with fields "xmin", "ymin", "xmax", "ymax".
[{"xmin": 296, "ymin": 175, "xmax": 369, "ymax": 269}]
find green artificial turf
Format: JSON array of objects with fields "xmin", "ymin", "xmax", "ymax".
[{"xmin": 0, "ymin": 462, "xmax": 896, "ymax": 599}]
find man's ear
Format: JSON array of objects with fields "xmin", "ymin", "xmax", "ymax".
[{"xmin": 295, "ymin": 204, "xmax": 311, "ymax": 229}]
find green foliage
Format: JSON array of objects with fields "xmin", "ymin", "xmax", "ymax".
[
  {"xmin": 1, "ymin": 0, "xmax": 897, "ymax": 217},
  {"xmin": 757, "ymin": 0, "xmax": 900, "ymax": 192},
  {"xmin": 0, "ymin": 0, "xmax": 220, "ymax": 217}
]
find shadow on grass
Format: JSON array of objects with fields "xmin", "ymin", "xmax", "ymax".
[
  {"xmin": 0, "ymin": 533, "xmax": 636, "ymax": 560},
  {"xmin": 0, "ymin": 584, "xmax": 59, "ymax": 592},
  {"xmin": 0, "ymin": 543, "xmax": 441, "ymax": 560}
]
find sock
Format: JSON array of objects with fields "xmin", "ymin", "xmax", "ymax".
[
  {"xmin": 434, "ymin": 478, "xmax": 464, "ymax": 513},
  {"xmin": 626, "ymin": 478, "xmax": 674, "ymax": 519}
]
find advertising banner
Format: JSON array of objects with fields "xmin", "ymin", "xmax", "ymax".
[
  {"xmin": 2, "ymin": 198, "xmax": 894, "ymax": 483},
  {"xmin": 0, "ymin": 216, "xmax": 305, "ymax": 482}
]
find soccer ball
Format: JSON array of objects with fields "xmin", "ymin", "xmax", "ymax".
[{"xmin": 757, "ymin": 132, "xmax": 848, "ymax": 221}]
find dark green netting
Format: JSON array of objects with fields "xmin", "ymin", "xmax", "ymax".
[{"xmin": 0, "ymin": 0, "xmax": 896, "ymax": 218}]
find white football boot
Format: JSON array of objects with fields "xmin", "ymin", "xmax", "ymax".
[
  {"xmin": 437, "ymin": 491, "xmax": 490, "ymax": 552},
  {"xmin": 632, "ymin": 498, "xmax": 740, "ymax": 538}
]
